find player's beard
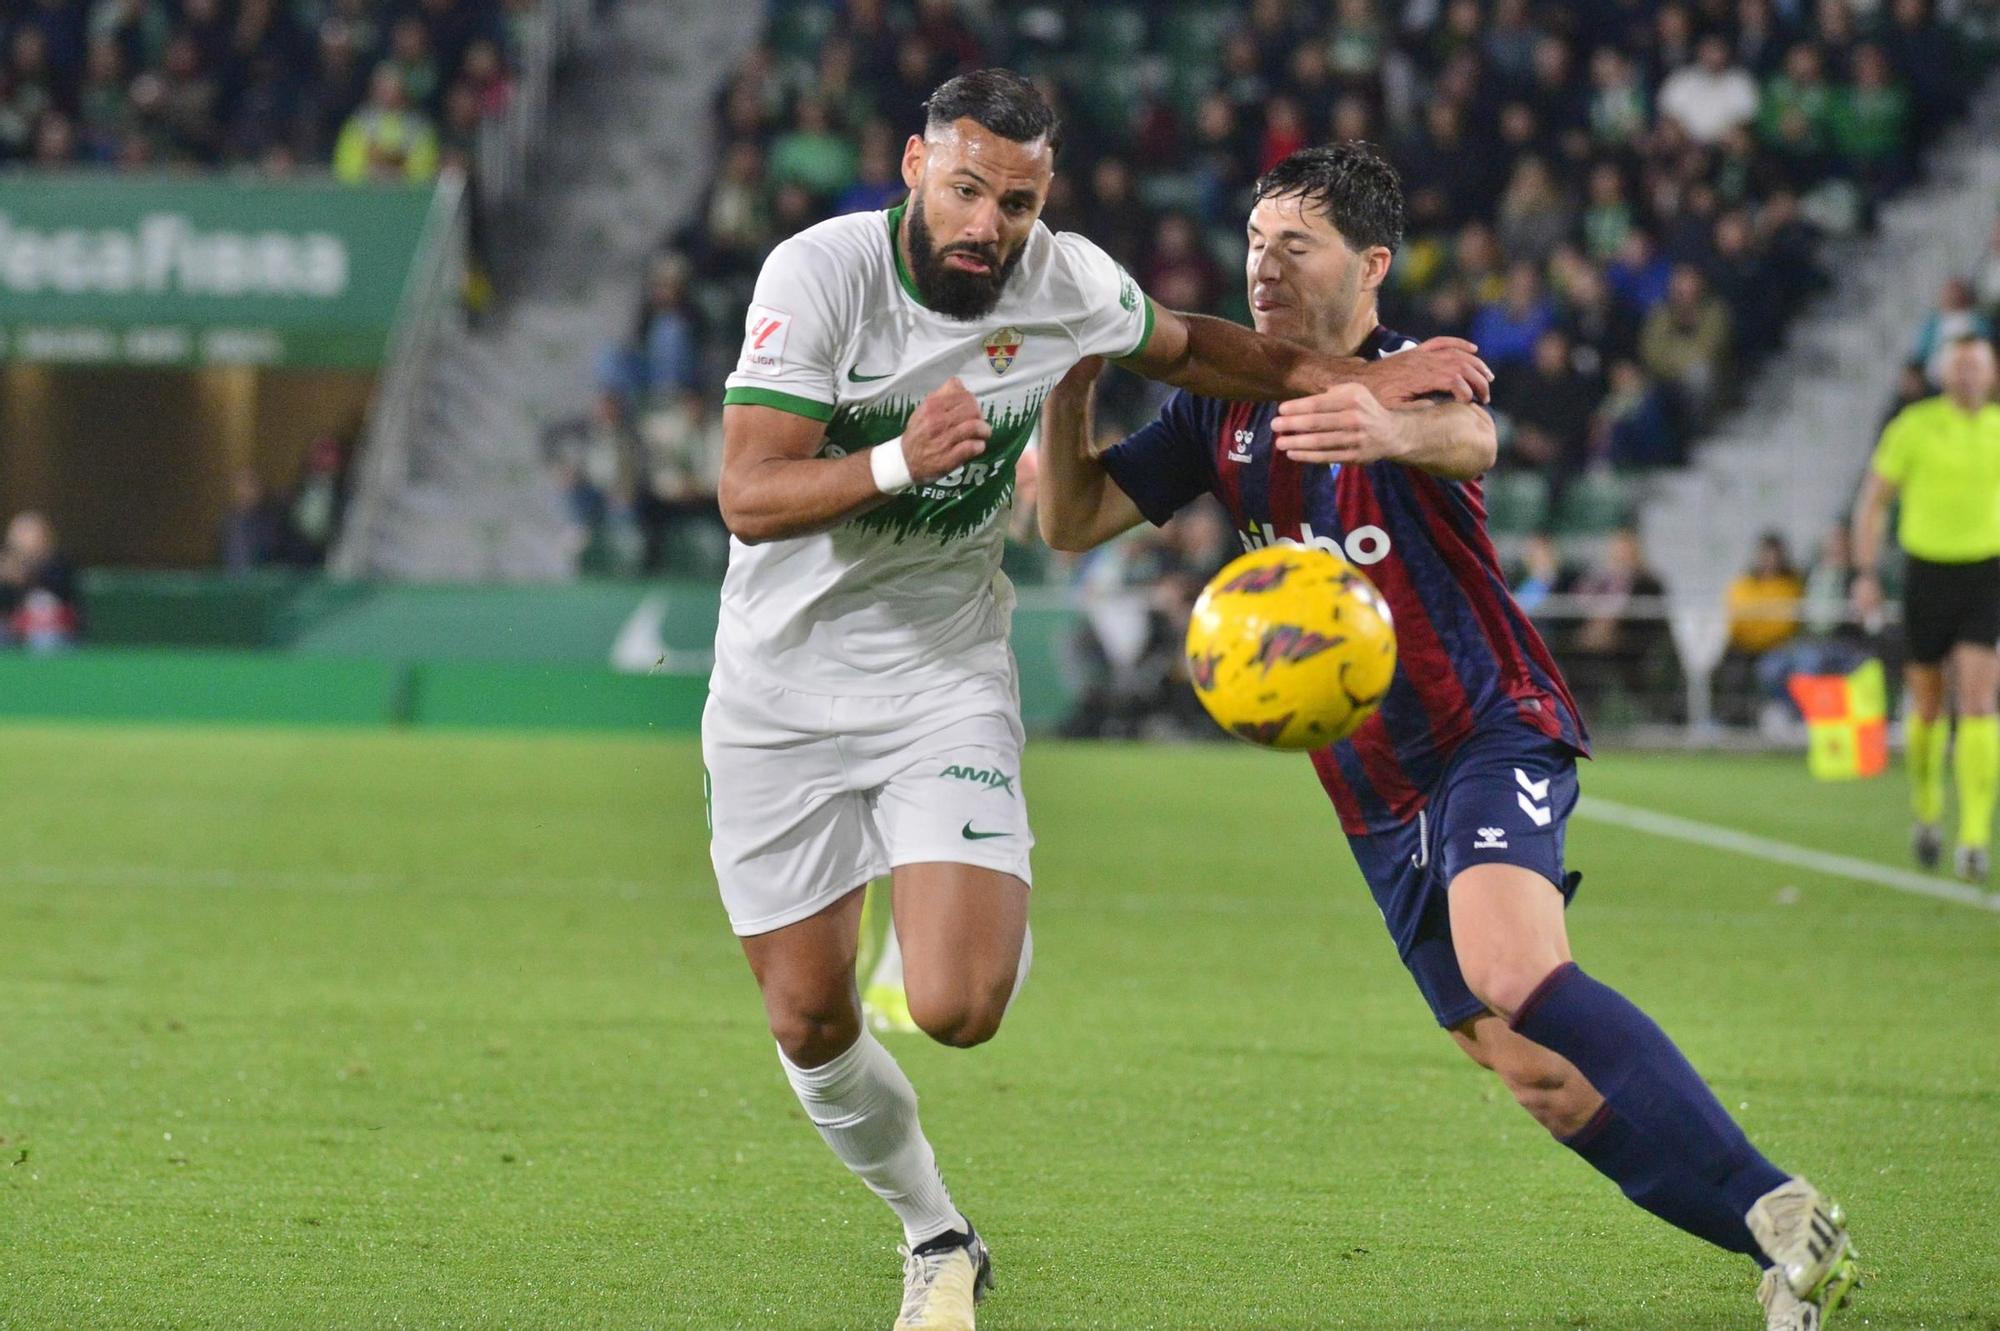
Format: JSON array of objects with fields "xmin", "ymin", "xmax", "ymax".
[{"xmin": 906, "ymin": 193, "xmax": 1026, "ymax": 321}]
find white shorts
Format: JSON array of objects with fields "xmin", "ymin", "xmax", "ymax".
[{"xmin": 702, "ymin": 663, "xmax": 1034, "ymax": 936}]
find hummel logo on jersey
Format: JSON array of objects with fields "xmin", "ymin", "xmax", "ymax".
[
  {"xmin": 1516, "ymin": 768, "xmax": 1553, "ymax": 826},
  {"xmin": 1228, "ymin": 428, "xmax": 1254, "ymax": 464},
  {"xmin": 1237, "ymin": 521, "xmax": 1393, "ymax": 566},
  {"xmin": 847, "ymin": 363, "xmax": 891, "ymax": 382},
  {"xmin": 1474, "ymin": 827, "xmax": 1508, "ymax": 849},
  {"xmin": 941, "ymin": 764, "xmax": 1016, "ymax": 795}
]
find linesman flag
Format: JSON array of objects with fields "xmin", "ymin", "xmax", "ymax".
[{"xmin": 1786, "ymin": 658, "xmax": 1888, "ymax": 780}]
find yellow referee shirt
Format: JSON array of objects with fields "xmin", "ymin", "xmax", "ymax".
[{"xmin": 1871, "ymin": 395, "xmax": 2000, "ymax": 563}]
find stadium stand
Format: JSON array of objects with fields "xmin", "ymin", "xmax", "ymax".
[
  {"xmin": 586, "ymin": 0, "xmax": 1989, "ymax": 578},
  {"xmin": 559, "ymin": 0, "xmax": 1991, "ymax": 729}
]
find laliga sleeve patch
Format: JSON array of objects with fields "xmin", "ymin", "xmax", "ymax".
[{"xmin": 737, "ymin": 305, "xmax": 792, "ymax": 374}]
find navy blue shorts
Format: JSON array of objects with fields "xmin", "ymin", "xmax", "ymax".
[{"xmin": 1347, "ymin": 721, "xmax": 1584, "ymax": 1029}]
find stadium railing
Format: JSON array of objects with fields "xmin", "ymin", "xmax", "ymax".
[
  {"xmin": 1058, "ymin": 582, "xmax": 1901, "ymax": 745},
  {"xmin": 329, "ymin": 170, "xmax": 470, "ymax": 580},
  {"xmin": 475, "ymin": 0, "xmax": 599, "ymax": 220}
]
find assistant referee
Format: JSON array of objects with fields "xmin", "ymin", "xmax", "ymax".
[{"xmin": 1854, "ymin": 335, "xmax": 2000, "ymax": 882}]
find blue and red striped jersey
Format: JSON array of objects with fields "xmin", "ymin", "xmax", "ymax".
[{"xmin": 1098, "ymin": 326, "xmax": 1590, "ymax": 836}]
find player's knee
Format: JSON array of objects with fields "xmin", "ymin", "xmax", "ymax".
[
  {"xmin": 767, "ymin": 997, "xmax": 861, "ymax": 1067},
  {"xmin": 908, "ymin": 979, "xmax": 1011, "ymax": 1049},
  {"xmin": 1457, "ymin": 954, "xmax": 1555, "ymax": 1022}
]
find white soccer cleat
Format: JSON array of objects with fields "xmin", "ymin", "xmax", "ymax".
[
  {"xmin": 1758, "ymin": 1266, "xmax": 1821, "ymax": 1330},
  {"xmin": 1746, "ymin": 1177, "xmax": 1860, "ymax": 1320},
  {"xmin": 893, "ymin": 1230, "xmax": 992, "ymax": 1331}
]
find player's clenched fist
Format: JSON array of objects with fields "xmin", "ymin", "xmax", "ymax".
[
  {"xmin": 900, "ymin": 377, "xmax": 992, "ymax": 483},
  {"xmin": 1364, "ymin": 337, "xmax": 1493, "ymax": 406}
]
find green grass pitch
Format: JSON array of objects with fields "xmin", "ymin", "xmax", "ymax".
[{"xmin": 3, "ymin": 723, "xmax": 1996, "ymax": 1329}]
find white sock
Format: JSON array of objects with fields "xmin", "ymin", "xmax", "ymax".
[
  {"xmin": 779, "ymin": 1030, "xmax": 964, "ymax": 1245},
  {"xmin": 1009, "ymin": 924, "xmax": 1032, "ymax": 1010}
]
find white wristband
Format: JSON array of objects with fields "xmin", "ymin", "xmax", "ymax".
[{"xmin": 869, "ymin": 438, "xmax": 914, "ymax": 494}]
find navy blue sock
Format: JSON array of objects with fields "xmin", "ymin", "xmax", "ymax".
[
  {"xmin": 1561, "ymin": 1103, "xmax": 1768, "ymax": 1263},
  {"xmin": 1513, "ymin": 962, "xmax": 1789, "ymax": 1220}
]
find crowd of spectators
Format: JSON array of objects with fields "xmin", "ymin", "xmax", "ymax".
[
  {"xmin": 588, "ymin": 0, "xmax": 1991, "ymax": 577},
  {"xmin": 0, "ymin": 0, "xmax": 527, "ymax": 181}
]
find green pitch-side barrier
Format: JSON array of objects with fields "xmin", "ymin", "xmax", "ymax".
[{"xmin": 14, "ymin": 574, "xmax": 1088, "ymax": 732}]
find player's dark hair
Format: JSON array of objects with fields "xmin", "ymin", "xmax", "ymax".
[
  {"xmin": 924, "ymin": 68, "xmax": 1061, "ymax": 155},
  {"xmin": 1253, "ymin": 142, "xmax": 1406, "ymax": 254}
]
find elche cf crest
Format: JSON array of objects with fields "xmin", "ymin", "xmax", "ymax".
[{"xmin": 984, "ymin": 327, "xmax": 1023, "ymax": 374}]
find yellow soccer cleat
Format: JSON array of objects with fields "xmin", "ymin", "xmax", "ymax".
[{"xmin": 864, "ymin": 980, "xmax": 920, "ymax": 1036}]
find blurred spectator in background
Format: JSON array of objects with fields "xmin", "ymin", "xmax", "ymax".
[
  {"xmin": 1511, "ymin": 530, "xmax": 1572, "ymax": 617},
  {"xmin": 1588, "ymin": 47, "xmax": 1649, "ymax": 148},
  {"xmin": 768, "ymin": 94, "xmax": 858, "ymax": 203},
  {"xmin": 1143, "ymin": 214, "xmax": 1224, "ymax": 317},
  {"xmin": 1555, "ymin": 254, "xmax": 1640, "ymax": 364},
  {"xmin": 221, "ymin": 469, "xmax": 297, "ymax": 573},
  {"xmin": 835, "ymin": 121, "xmax": 905, "ymax": 215},
  {"xmin": 333, "ymin": 65, "xmax": 437, "ymax": 183},
  {"xmin": 1801, "ymin": 520, "xmax": 1869, "ymax": 652},
  {"xmin": 1562, "ymin": 526, "xmax": 1671, "ymax": 717},
  {"xmin": 1912, "ymin": 279, "xmax": 1994, "ymax": 387},
  {"xmin": 1606, "ymin": 229, "xmax": 1674, "ymax": 314},
  {"xmin": 1595, "ymin": 359, "xmax": 1684, "ymax": 470},
  {"xmin": 1061, "ymin": 503, "xmax": 1232, "ymax": 740},
  {"xmin": 1719, "ymin": 531, "xmax": 1805, "ymax": 721},
  {"xmin": 1472, "ymin": 261, "xmax": 1557, "ymax": 369},
  {"xmin": 290, "ymin": 436, "xmax": 349, "ymax": 565},
  {"xmin": 1507, "ymin": 329, "xmax": 1599, "ymax": 505},
  {"xmin": 1, "ymin": 512, "xmax": 81, "ymax": 651},
  {"xmin": 1833, "ymin": 44, "xmax": 1911, "ymax": 209},
  {"xmin": 1659, "ymin": 36, "xmax": 1759, "ymax": 144},
  {"xmin": 597, "ymin": 251, "xmax": 703, "ymax": 425},
  {"xmin": 1496, "ymin": 156, "xmax": 1573, "ymax": 266},
  {"xmin": 1640, "ymin": 265, "xmax": 1732, "ymax": 417}
]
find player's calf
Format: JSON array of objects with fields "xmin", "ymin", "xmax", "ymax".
[{"xmin": 1450, "ymin": 1014, "xmax": 1600, "ymax": 1139}]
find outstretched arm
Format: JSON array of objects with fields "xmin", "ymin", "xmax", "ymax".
[
  {"xmin": 1121, "ymin": 302, "xmax": 1493, "ymax": 407},
  {"xmin": 1269, "ymin": 382, "xmax": 1498, "ymax": 480},
  {"xmin": 1036, "ymin": 357, "xmax": 1147, "ymax": 552}
]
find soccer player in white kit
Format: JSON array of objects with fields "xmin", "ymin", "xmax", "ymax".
[{"xmin": 706, "ymin": 69, "xmax": 1490, "ymax": 1330}]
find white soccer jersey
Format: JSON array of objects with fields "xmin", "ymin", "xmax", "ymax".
[{"xmin": 718, "ymin": 202, "xmax": 1152, "ymax": 695}]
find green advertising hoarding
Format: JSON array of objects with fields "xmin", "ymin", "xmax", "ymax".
[{"xmin": 0, "ymin": 175, "xmax": 435, "ymax": 369}]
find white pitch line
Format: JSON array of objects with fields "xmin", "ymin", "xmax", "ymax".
[{"xmin": 1577, "ymin": 796, "xmax": 2000, "ymax": 913}]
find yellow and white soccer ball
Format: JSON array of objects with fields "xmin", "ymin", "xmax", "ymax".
[{"xmin": 1184, "ymin": 545, "xmax": 1397, "ymax": 751}]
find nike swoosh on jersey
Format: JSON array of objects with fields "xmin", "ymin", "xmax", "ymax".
[
  {"xmin": 961, "ymin": 822, "xmax": 1008, "ymax": 840},
  {"xmin": 847, "ymin": 364, "xmax": 892, "ymax": 382}
]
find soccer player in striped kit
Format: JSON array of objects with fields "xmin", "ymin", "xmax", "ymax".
[{"xmin": 1037, "ymin": 142, "xmax": 1860, "ymax": 1330}]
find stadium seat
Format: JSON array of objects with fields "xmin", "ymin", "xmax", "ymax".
[
  {"xmin": 1074, "ymin": 6, "xmax": 1150, "ymax": 61},
  {"xmin": 1553, "ymin": 471, "xmax": 1636, "ymax": 536},
  {"xmin": 1484, "ymin": 471, "xmax": 1551, "ymax": 536},
  {"xmin": 768, "ymin": 3, "xmax": 835, "ymax": 62}
]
